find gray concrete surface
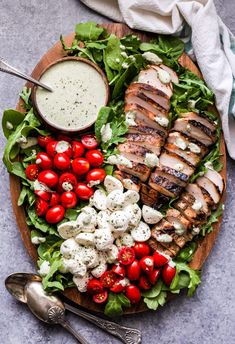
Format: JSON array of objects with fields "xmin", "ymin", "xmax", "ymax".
[{"xmin": 0, "ymin": 1, "xmax": 234, "ymax": 343}]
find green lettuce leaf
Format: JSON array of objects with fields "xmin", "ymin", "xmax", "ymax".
[
  {"xmin": 75, "ymin": 22, "xmax": 104, "ymax": 41},
  {"xmin": 104, "ymin": 292, "xmax": 131, "ymax": 317}
]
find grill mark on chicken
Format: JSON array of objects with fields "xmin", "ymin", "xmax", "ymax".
[
  {"xmin": 148, "ymin": 238, "xmax": 174, "ymax": 257},
  {"xmin": 113, "ymin": 170, "xmax": 141, "ymax": 192},
  {"xmin": 160, "ymin": 150, "xmax": 195, "ymax": 176},
  {"xmin": 140, "ymin": 184, "xmax": 170, "ymax": 209},
  {"xmin": 126, "ymin": 133, "xmax": 163, "ymax": 156},
  {"xmin": 164, "ymin": 144, "xmax": 199, "ymax": 168},
  {"xmin": 180, "ymin": 112, "xmax": 217, "ymax": 132},
  {"xmin": 128, "ymin": 122, "xmax": 166, "ymax": 138},
  {"xmin": 149, "ymin": 173, "xmax": 183, "ymax": 197},
  {"xmin": 118, "ymin": 161, "xmax": 151, "ymax": 182},
  {"xmin": 159, "ymin": 165, "xmax": 189, "ymax": 183},
  {"xmin": 188, "ymin": 120, "xmax": 216, "ymax": 139}
]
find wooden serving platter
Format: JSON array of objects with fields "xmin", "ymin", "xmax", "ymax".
[{"xmin": 9, "ymin": 24, "xmax": 226, "ymax": 314}]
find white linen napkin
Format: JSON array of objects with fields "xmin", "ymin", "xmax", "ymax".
[{"xmin": 81, "ymin": 0, "xmax": 235, "ymax": 160}]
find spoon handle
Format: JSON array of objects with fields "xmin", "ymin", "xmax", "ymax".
[
  {"xmin": 60, "ymin": 319, "xmax": 90, "ymax": 344},
  {"xmin": 0, "ymin": 57, "xmax": 53, "ymax": 92},
  {"xmin": 65, "ymin": 303, "xmax": 142, "ymax": 344}
]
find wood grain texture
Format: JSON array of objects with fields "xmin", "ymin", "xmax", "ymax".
[{"xmin": 9, "ymin": 23, "xmax": 226, "ymax": 314}]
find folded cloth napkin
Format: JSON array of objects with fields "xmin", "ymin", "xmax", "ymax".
[{"xmin": 81, "ymin": 0, "xmax": 235, "ymax": 160}]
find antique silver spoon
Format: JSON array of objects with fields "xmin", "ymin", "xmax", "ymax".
[
  {"xmin": 0, "ymin": 57, "xmax": 53, "ymax": 92},
  {"xmin": 5, "ymin": 273, "xmax": 142, "ymax": 344}
]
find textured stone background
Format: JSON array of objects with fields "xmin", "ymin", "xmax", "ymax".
[{"xmin": 0, "ymin": 1, "xmax": 234, "ymax": 343}]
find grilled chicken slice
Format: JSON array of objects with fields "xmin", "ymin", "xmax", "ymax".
[
  {"xmin": 186, "ymin": 183, "xmax": 209, "ymax": 214},
  {"xmin": 149, "ymin": 172, "xmax": 183, "ymax": 197},
  {"xmin": 148, "ymin": 238, "xmax": 174, "ymax": 257},
  {"xmin": 118, "ymin": 142, "xmax": 152, "ymax": 165},
  {"xmin": 164, "ymin": 143, "xmax": 200, "ymax": 167},
  {"xmin": 138, "ymin": 67, "xmax": 173, "ymax": 98},
  {"xmin": 180, "ymin": 112, "xmax": 217, "ymax": 132},
  {"xmin": 166, "ymin": 208, "xmax": 191, "ymax": 232},
  {"xmin": 141, "ymin": 184, "xmax": 170, "ymax": 209},
  {"xmin": 127, "ymin": 82, "xmax": 170, "ymax": 110},
  {"xmin": 175, "ymin": 193, "xmax": 207, "ymax": 224},
  {"xmin": 126, "ymin": 133, "xmax": 163, "ymax": 156},
  {"xmin": 151, "ymin": 220, "xmax": 181, "ymax": 255},
  {"xmin": 118, "ymin": 161, "xmax": 151, "ymax": 182},
  {"xmin": 159, "ymin": 151, "xmax": 195, "ymax": 177},
  {"xmin": 153, "ymin": 167, "xmax": 187, "ymax": 187},
  {"xmin": 167, "ymin": 132, "xmax": 208, "ymax": 158},
  {"xmin": 128, "ymin": 120, "xmax": 166, "ymax": 138},
  {"xmin": 113, "ymin": 170, "xmax": 141, "ymax": 192},
  {"xmin": 158, "ymin": 165, "xmax": 189, "ymax": 184},
  {"xmin": 196, "ymin": 176, "xmax": 220, "ymax": 204},
  {"xmin": 204, "ymin": 169, "xmax": 224, "ymax": 194},
  {"xmin": 159, "ymin": 64, "xmax": 179, "ymax": 84}
]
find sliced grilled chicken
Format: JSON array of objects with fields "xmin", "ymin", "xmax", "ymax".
[
  {"xmin": 126, "ymin": 133, "xmax": 163, "ymax": 156},
  {"xmin": 149, "ymin": 172, "xmax": 183, "ymax": 197},
  {"xmin": 186, "ymin": 183, "xmax": 209, "ymax": 214},
  {"xmin": 159, "ymin": 151, "xmax": 195, "ymax": 177},
  {"xmin": 151, "ymin": 220, "xmax": 181, "ymax": 255},
  {"xmin": 128, "ymin": 120, "xmax": 166, "ymax": 138},
  {"xmin": 158, "ymin": 164, "xmax": 189, "ymax": 184},
  {"xmin": 118, "ymin": 142, "xmax": 152, "ymax": 165},
  {"xmin": 167, "ymin": 132, "xmax": 208, "ymax": 158},
  {"xmin": 175, "ymin": 193, "xmax": 207, "ymax": 224},
  {"xmin": 138, "ymin": 67, "xmax": 173, "ymax": 98},
  {"xmin": 148, "ymin": 238, "xmax": 174, "ymax": 257},
  {"xmin": 204, "ymin": 169, "xmax": 224, "ymax": 194},
  {"xmin": 141, "ymin": 184, "xmax": 170, "ymax": 209},
  {"xmin": 166, "ymin": 208, "xmax": 191, "ymax": 231},
  {"xmin": 153, "ymin": 167, "xmax": 187, "ymax": 188},
  {"xmin": 113, "ymin": 170, "xmax": 141, "ymax": 192},
  {"xmin": 118, "ymin": 161, "xmax": 151, "ymax": 182},
  {"xmin": 159, "ymin": 64, "xmax": 179, "ymax": 84},
  {"xmin": 196, "ymin": 176, "xmax": 220, "ymax": 204},
  {"xmin": 165, "ymin": 143, "xmax": 200, "ymax": 167},
  {"xmin": 180, "ymin": 112, "xmax": 217, "ymax": 132}
]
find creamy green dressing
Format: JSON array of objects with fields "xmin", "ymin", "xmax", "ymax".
[{"xmin": 35, "ymin": 60, "xmax": 107, "ymax": 130}]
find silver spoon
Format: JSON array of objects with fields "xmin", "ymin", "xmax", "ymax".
[
  {"xmin": 0, "ymin": 57, "xmax": 53, "ymax": 92},
  {"xmin": 5, "ymin": 273, "xmax": 142, "ymax": 344}
]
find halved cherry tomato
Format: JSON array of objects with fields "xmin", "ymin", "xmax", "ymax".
[
  {"xmin": 50, "ymin": 192, "xmax": 61, "ymax": 206},
  {"xmin": 35, "ymin": 198, "xmax": 49, "ymax": 217},
  {"xmin": 138, "ymin": 275, "xmax": 151, "ymax": 290},
  {"xmin": 36, "ymin": 152, "xmax": 53, "ymax": 170},
  {"xmin": 100, "ymin": 271, "xmax": 117, "ymax": 288},
  {"xmin": 59, "ymin": 172, "xmax": 77, "ymax": 192},
  {"xmin": 72, "ymin": 158, "xmax": 90, "ymax": 175},
  {"xmin": 38, "ymin": 170, "xmax": 59, "ymax": 188},
  {"xmin": 110, "ymin": 278, "xmax": 126, "ymax": 293},
  {"xmin": 85, "ymin": 150, "xmax": 104, "ymax": 167},
  {"xmin": 153, "ymin": 251, "xmax": 169, "ymax": 267},
  {"xmin": 118, "ymin": 247, "xmax": 135, "ymax": 266},
  {"xmin": 57, "ymin": 134, "xmax": 72, "ymax": 143},
  {"xmin": 25, "ymin": 164, "xmax": 39, "ymax": 181},
  {"xmin": 46, "ymin": 141, "xmax": 58, "ymax": 157},
  {"xmin": 72, "ymin": 141, "xmax": 85, "ymax": 158},
  {"xmin": 86, "ymin": 168, "xmax": 106, "ymax": 184},
  {"xmin": 81, "ymin": 134, "xmax": 98, "ymax": 150},
  {"xmin": 61, "ymin": 191, "xmax": 77, "ymax": 209},
  {"xmin": 34, "ymin": 189, "xmax": 50, "ymax": 202},
  {"xmin": 126, "ymin": 260, "xmax": 141, "ymax": 281},
  {"xmin": 112, "ymin": 264, "xmax": 126, "ymax": 278},
  {"xmin": 56, "ymin": 141, "xmax": 73, "ymax": 157},
  {"xmin": 45, "ymin": 205, "xmax": 65, "ymax": 223},
  {"xmin": 87, "ymin": 278, "xmax": 104, "ymax": 295},
  {"xmin": 54, "ymin": 153, "xmax": 70, "ymax": 171},
  {"xmin": 139, "ymin": 256, "xmax": 154, "ymax": 273},
  {"xmin": 148, "ymin": 269, "xmax": 161, "ymax": 285},
  {"xmin": 75, "ymin": 183, "xmax": 94, "ymax": 200},
  {"xmin": 38, "ymin": 135, "xmax": 54, "ymax": 147},
  {"xmin": 134, "ymin": 243, "xmax": 151, "ymax": 259},
  {"xmin": 93, "ymin": 290, "xmax": 108, "ymax": 304},
  {"xmin": 162, "ymin": 263, "xmax": 176, "ymax": 286},
  {"xmin": 125, "ymin": 285, "xmax": 141, "ymax": 304}
]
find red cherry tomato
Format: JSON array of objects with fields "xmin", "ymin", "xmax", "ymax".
[
  {"xmin": 125, "ymin": 285, "xmax": 141, "ymax": 304},
  {"xmin": 45, "ymin": 205, "xmax": 65, "ymax": 224},
  {"xmin": 57, "ymin": 134, "xmax": 72, "ymax": 143},
  {"xmin": 35, "ymin": 198, "xmax": 49, "ymax": 217},
  {"xmin": 148, "ymin": 269, "xmax": 161, "ymax": 285},
  {"xmin": 38, "ymin": 135, "xmax": 54, "ymax": 148},
  {"xmin": 53, "ymin": 153, "xmax": 71, "ymax": 171},
  {"xmin": 81, "ymin": 134, "xmax": 98, "ymax": 150},
  {"xmin": 110, "ymin": 278, "xmax": 126, "ymax": 293},
  {"xmin": 134, "ymin": 243, "xmax": 151, "ymax": 259},
  {"xmin": 75, "ymin": 183, "xmax": 94, "ymax": 200},
  {"xmin": 85, "ymin": 150, "xmax": 104, "ymax": 167},
  {"xmin": 87, "ymin": 278, "xmax": 104, "ymax": 295},
  {"xmin": 61, "ymin": 191, "xmax": 77, "ymax": 209},
  {"xmin": 72, "ymin": 141, "xmax": 85, "ymax": 158},
  {"xmin": 59, "ymin": 172, "xmax": 77, "ymax": 191},
  {"xmin": 162, "ymin": 263, "xmax": 176, "ymax": 286},
  {"xmin": 36, "ymin": 152, "xmax": 53, "ymax": 170},
  {"xmin": 50, "ymin": 192, "xmax": 61, "ymax": 206},
  {"xmin": 139, "ymin": 256, "xmax": 154, "ymax": 274},
  {"xmin": 118, "ymin": 247, "xmax": 135, "ymax": 266},
  {"xmin": 126, "ymin": 260, "xmax": 141, "ymax": 281},
  {"xmin": 86, "ymin": 168, "xmax": 106, "ymax": 184},
  {"xmin": 25, "ymin": 164, "xmax": 39, "ymax": 181},
  {"xmin": 72, "ymin": 158, "xmax": 90, "ymax": 175},
  {"xmin": 34, "ymin": 189, "xmax": 51, "ymax": 202},
  {"xmin": 56, "ymin": 141, "xmax": 73, "ymax": 158},
  {"xmin": 153, "ymin": 251, "xmax": 169, "ymax": 267},
  {"xmin": 38, "ymin": 170, "xmax": 59, "ymax": 188},
  {"xmin": 100, "ymin": 271, "xmax": 117, "ymax": 288},
  {"xmin": 112, "ymin": 264, "xmax": 126, "ymax": 278},
  {"xmin": 46, "ymin": 141, "xmax": 58, "ymax": 157},
  {"xmin": 93, "ymin": 290, "xmax": 108, "ymax": 304},
  {"xmin": 138, "ymin": 275, "xmax": 152, "ymax": 290}
]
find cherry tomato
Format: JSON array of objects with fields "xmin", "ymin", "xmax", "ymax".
[
  {"xmin": 85, "ymin": 150, "xmax": 104, "ymax": 167},
  {"xmin": 72, "ymin": 141, "xmax": 85, "ymax": 158},
  {"xmin": 37, "ymin": 135, "xmax": 54, "ymax": 148},
  {"xmin": 110, "ymin": 278, "xmax": 126, "ymax": 293},
  {"xmin": 34, "ymin": 189, "xmax": 50, "ymax": 202},
  {"xmin": 25, "ymin": 164, "xmax": 39, "ymax": 181},
  {"xmin": 134, "ymin": 243, "xmax": 151, "ymax": 259},
  {"xmin": 57, "ymin": 134, "xmax": 72, "ymax": 143},
  {"xmin": 81, "ymin": 134, "xmax": 98, "ymax": 150},
  {"xmin": 138, "ymin": 275, "xmax": 151, "ymax": 290},
  {"xmin": 35, "ymin": 198, "xmax": 49, "ymax": 217},
  {"xmin": 45, "ymin": 205, "xmax": 65, "ymax": 224},
  {"xmin": 59, "ymin": 172, "xmax": 77, "ymax": 191},
  {"xmin": 153, "ymin": 251, "xmax": 169, "ymax": 267},
  {"xmin": 46, "ymin": 141, "xmax": 58, "ymax": 157},
  {"xmin": 126, "ymin": 260, "xmax": 141, "ymax": 281},
  {"xmin": 38, "ymin": 170, "xmax": 59, "ymax": 188},
  {"xmin": 139, "ymin": 256, "xmax": 154, "ymax": 274},
  {"xmin": 36, "ymin": 152, "xmax": 53, "ymax": 170},
  {"xmin": 86, "ymin": 168, "xmax": 106, "ymax": 184},
  {"xmin": 118, "ymin": 247, "xmax": 135, "ymax": 266},
  {"xmin": 125, "ymin": 285, "xmax": 141, "ymax": 304},
  {"xmin": 162, "ymin": 263, "xmax": 176, "ymax": 286},
  {"xmin": 61, "ymin": 191, "xmax": 77, "ymax": 209},
  {"xmin": 72, "ymin": 158, "xmax": 90, "ymax": 175},
  {"xmin": 93, "ymin": 290, "xmax": 108, "ymax": 304},
  {"xmin": 112, "ymin": 264, "xmax": 126, "ymax": 278},
  {"xmin": 148, "ymin": 269, "xmax": 161, "ymax": 285},
  {"xmin": 75, "ymin": 183, "xmax": 94, "ymax": 200},
  {"xmin": 100, "ymin": 271, "xmax": 117, "ymax": 288},
  {"xmin": 50, "ymin": 192, "xmax": 61, "ymax": 207},
  {"xmin": 56, "ymin": 141, "xmax": 73, "ymax": 158},
  {"xmin": 53, "ymin": 153, "xmax": 71, "ymax": 171},
  {"xmin": 87, "ymin": 278, "xmax": 104, "ymax": 295}
]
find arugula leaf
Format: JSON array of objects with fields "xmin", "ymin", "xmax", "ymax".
[
  {"xmin": 105, "ymin": 34, "xmax": 123, "ymax": 71},
  {"xmin": 19, "ymin": 87, "xmax": 32, "ymax": 110},
  {"xmin": 176, "ymin": 242, "xmax": 198, "ymax": 263},
  {"xmin": 2, "ymin": 109, "xmax": 25, "ymax": 139},
  {"xmin": 142, "ymin": 279, "xmax": 164, "ymax": 298},
  {"xmin": 171, "ymin": 262, "xmax": 201, "ymax": 296},
  {"xmin": 104, "ymin": 292, "xmax": 131, "ymax": 317},
  {"xmin": 18, "ymin": 186, "xmax": 36, "ymax": 206},
  {"xmin": 75, "ymin": 22, "xmax": 104, "ymax": 41},
  {"xmin": 120, "ymin": 34, "xmax": 141, "ymax": 52},
  {"xmin": 200, "ymin": 203, "xmax": 224, "ymax": 236}
]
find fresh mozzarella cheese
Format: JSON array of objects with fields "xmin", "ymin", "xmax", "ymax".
[
  {"xmin": 75, "ymin": 232, "xmax": 95, "ymax": 246},
  {"xmin": 116, "ymin": 233, "xmax": 134, "ymax": 248},
  {"xmin": 131, "ymin": 221, "xmax": 151, "ymax": 242},
  {"xmin": 63, "ymin": 257, "xmax": 87, "ymax": 277},
  {"xmin": 123, "ymin": 190, "xmax": 140, "ymax": 206},
  {"xmin": 94, "ymin": 228, "xmax": 114, "ymax": 250},
  {"xmin": 104, "ymin": 175, "xmax": 124, "ymax": 193},
  {"xmin": 73, "ymin": 273, "xmax": 91, "ymax": 292},
  {"xmin": 91, "ymin": 263, "xmax": 108, "ymax": 278},
  {"xmin": 38, "ymin": 261, "xmax": 50, "ymax": 277},
  {"xmin": 76, "ymin": 212, "xmax": 96, "ymax": 232},
  {"xmin": 105, "ymin": 245, "xmax": 119, "ymax": 263},
  {"xmin": 97, "ymin": 210, "xmax": 111, "ymax": 228},
  {"xmin": 110, "ymin": 210, "xmax": 129, "ymax": 233},
  {"xmin": 60, "ymin": 238, "xmax": 81, "ymax": 258},
  {"xmin": 142, "ymin": 205, "xmax": 163, "ymax": 224},
  {"xmin": 90, "ymin": 189, "xmax": 107, "ymax": 210},
  {"xmin": 123, "ymin": 204, "xmax": 141, "ymax": 227},
  {"xmin": 58, "ymin": 221, "xmax": 80, "ymax": 239},
  {"xmin": 83, "ymin": 246, "xmax": 99, "ymax": 268},
  {"xmin": 106, "ymin": 190, "xmax": 125, "ymax": 211}
]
